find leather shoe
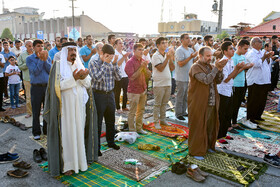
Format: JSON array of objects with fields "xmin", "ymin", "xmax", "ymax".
[
  {"xmin": 176, "ymin": 116, "xmax": 185, "ymax": 120},
  {"xmin": 108, "ymin": 144, "xmax": 120, "ymax": 150},
  {"xmin": 33, "ymin": 149, "xmax": 42, "ymax": 163},
  {"xmin": 39, "ymin": 148, "xmax": 48, "ymax": 161},
  {"xmin": 256, "ymin": 118, "xmax": 265, "ymax": 121}
]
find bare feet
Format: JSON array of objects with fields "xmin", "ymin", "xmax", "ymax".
[{"xmin": 64, "ymin": 170, "xmax": 74, "ymax": 176}]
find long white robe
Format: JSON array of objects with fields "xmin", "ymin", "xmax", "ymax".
[{"xmin": 60, "ymin": 61, "xmax": 91, "ymax": 173}]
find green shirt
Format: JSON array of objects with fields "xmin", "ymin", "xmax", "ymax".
[{"xmin": 18, "ymin": 51, "xmax": 33, "ymax": 81}]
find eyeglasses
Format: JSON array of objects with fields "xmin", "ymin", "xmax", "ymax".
[{"xmin": 10, "ymin": 59, "xmax": 15, "ymax": 61}]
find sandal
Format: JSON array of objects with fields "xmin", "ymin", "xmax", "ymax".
[
  {"xmin": 13, "ymin": 161, "xmax": 31, "ymax": 169},
  {"xmin": 19, "ymin": 123, "xmax": 27, "ymax": 131},
  {"xmin": 7, "ymin": 169, "xmax": 29, "ymax": 178}
]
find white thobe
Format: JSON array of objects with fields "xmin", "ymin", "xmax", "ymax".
[{"xmin": 60, "ymin": 61, "xmax": 91, "ymax": 173}]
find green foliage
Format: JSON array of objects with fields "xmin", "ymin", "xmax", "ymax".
[
  {"xmin": 217, "ymin": 31, "xmax": 230, "ymax": 40},
  {"xmin": 1, "ymin": 28, "xmax": 14, "ymax": 40}
]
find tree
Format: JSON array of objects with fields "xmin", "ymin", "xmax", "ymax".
[
  {"xmin": 1, "ymin": 28, "xmax": 14, "ymax": 40},
  {"xmin": 217, "ymin": 31, "xmax": 229, "ymax": 40}
]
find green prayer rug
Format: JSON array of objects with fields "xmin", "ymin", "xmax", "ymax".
[
  {"xmin": 102, "ymin": 132, "xmax": 189, "ymax": 163},
  {"xmin": 40, "ymin": 161, "xmax": 165, "ymax": 187},
  {"xmin": 183, "ymin": 152, "xmax": 267, "ymax": 186}
]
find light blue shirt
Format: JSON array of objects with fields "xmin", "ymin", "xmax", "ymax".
[
  {"xmin": 232, "ymin": 53, "xmax": 247, "ymax": 87},
  {"xmin": 48, "ymin": 46, "xmax": 60, "ymax": 61},
  {"xmin": 80, "ymin": 45, "xmax": 95, "ymax": 68}
]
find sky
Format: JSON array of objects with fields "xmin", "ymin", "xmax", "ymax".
[{"xmin": 2, "ymin": 0, "xmax": 279, "ymax": 35}]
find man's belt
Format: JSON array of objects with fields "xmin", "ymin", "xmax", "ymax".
[
  {"xmin": 93, "ymin": 89, "xmax": 113, "ymax": 94},
  {"xmin": 31, "ymin": 83, "xmax": 47, "ymax": 87}
]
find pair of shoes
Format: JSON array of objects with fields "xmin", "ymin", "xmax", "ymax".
[
  {"xmin": 263, "ymin": 153, "xmax": 280, "ymax": 168},
  {"xmin": 33, "ymin": 135, "xmax": 41, "ymax": 140},
  {"xmin": 7, "ymin": 169, "xmax": 28, "ymax": 178},
  {"xmin": 225, "ymin": 136, "xmax": 233, "ymax": 140},
  {"xmin": 186, "ymin": 167, "xmax": 206, "ymax": 182},
  {"xmin": 154, "ymin": 123, "xmax": 161, "ymax": 129},
  {"xmin": 228, "ymin": 128, "xmax": 239, "ymax": 134},
  {"xmin": 218, "ymin": 139, "xmax": 228, "ymax": 144},
  {"xmin": 240, "ymin": 119, "xmax": 257, "ymax": 129},
  {"xmin": 0, "ymin": 153, "xmax": 20, "ymax": 163},
  {"xmin": 122, "ymin": 108, "xmax": 129, "ymax": 111},
  {"xmin": 98, "ymin": 151, "xmax": 103, "ymax": 157},
  {"xmin": 33, "ymin": 148, "xmax": 47, "ymax": 163},
  {"xmin": 171, "ymin": 162, "xmax": 187, "ymax": 175},
  {"xmin": 0, "ymin": 108, "xmax": 6, "ymax": 112},
  {"xmin": 11, "ymin": 106, "xmax": 16, "ymax": 109},
  {"xmin": 25, "ymin": 114, "xmax": 32, "ymax": 118},
  {"xmin": 176, "ymin": 116, "xmax": 185, "ymax": 120},
  {"xmin": 13, "ymin": 161, "xmax": 31, "ymax": 169},
  {"xmin": 108, "ymin": 144, "xmax": 120, "ymax": 150},
  {"xmin": 160, "ymin": 120, "xmax": 171, "ymax": 126},
  {"xmin": 137, "ymin": 129, "xmax": 148, "ymax": 135},
  {"xmin": 116, "ymin": 109, "xmax": 123, "ymax": 114},
  {"xmin": 233, "ymin": 125, "xmax": 244, "ymax": 130}
]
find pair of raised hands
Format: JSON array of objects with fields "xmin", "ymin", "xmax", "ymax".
[
  {"xmin": 37, "ymin": 50, "xmax": 49, "ymax": 62},
  {"xmin": 73, "ymin": 69, "xmax": 89, "ymax": 80}
]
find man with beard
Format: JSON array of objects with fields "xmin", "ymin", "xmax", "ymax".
[
  {"xmin": 44, "ymin": 42, "xmax": 98, "ymax": 176},
  {"xmin": 188, "ymin": 46, "xmax": 226, "ymax": 160}
]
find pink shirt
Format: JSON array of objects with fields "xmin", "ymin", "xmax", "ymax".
[{"xmin": 125, "ymin": 56, "xmax": 147, "ymax": 94}]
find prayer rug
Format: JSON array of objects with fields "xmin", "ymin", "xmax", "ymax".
[
  {"xmin": 104, "ymin": 133, "xmax": 188, "ymax": 163},
  {"xmin": 183, "ymin": 151, "xmax": 268, "ymax": 186},
  {"xmin": 228, "ymin": 129, "xmax": 280, "ymax": 145},
  {"xmin": 258, "ymin": 111, "xmax": 280, "ymax": 133},
  {"xmin": 40, "ymin": 161, "xmax": 167, "ymax": 187},
  {"xmin": 216, "ymin": 136, "xmax": 280, "ymax": 158},
  {"xmin": 98, "ymin": 146, "xmax": 170, "ymax": 181},
  {"xmin": 265, "ymin": 92, "xmax": 279, "ymax": 111},
  {"xmin": 143, "ymin": 122, "xmax": 189, "ymax": 138},
  {"xmin": 0, "ymin": 105, "xmax": 26, "ymax": 117},
  {"xmin": 29, "ymin": 135, "xmax": 47, "ymax": 149}
]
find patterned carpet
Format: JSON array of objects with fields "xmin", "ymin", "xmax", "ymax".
[
  {"xmin": 258, "ymin": 111, "xmax": 280, "ymax": 133},
  {"xmin": 184, "ymin": 152, "xmax": 267, "ymax": 186},
  {"xmin": 98, "ymin": 146, "xmax": 169, "ymax": 181}
]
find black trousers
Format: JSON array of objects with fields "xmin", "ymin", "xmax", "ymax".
[
  {"xmin": 247, "ymin": 84, "xmax": 270, "ymax": 121},
  {"xmin": 0, "ymin": 77, "xmax": 4, "ymax": 109},
  {"xmin": 218, "ymin": 94, "xmax": 232, "ymax": 139},
  {"xmin": 31, "ymin": 85, "xmax": 47, "ymax": 136},
  {"xmin": 171, "ymin": 78, "xmax": 176, "ymax": 95},
  {"xmin": 94, "ymin": 91, "xmax": 116, "ymax": 150},
  {"xmin": 231, "ymin": 87, "xmax": 246, "ymax": 124},
  {"xmin": 114, "ymin": 77, "xmax": 129, "ymax": 110},
  {"xmin": 270, "ymin": 62, "xmax": 279, "ymax": 91},
  {"xmin": 3, "ymin": 76, "xmax": 8, "ymax": 97}
]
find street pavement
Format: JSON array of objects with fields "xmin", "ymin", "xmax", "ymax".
[{"xmin": 0, "ymin": 113, "xmax": 280, "ymax": 187}]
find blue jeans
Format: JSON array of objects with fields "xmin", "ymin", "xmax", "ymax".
[{"xmin": 9, "ymin": 83, "xmax": 20, "ymax": 107}]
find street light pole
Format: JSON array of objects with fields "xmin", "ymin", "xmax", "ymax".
[
  {"xmin": 217, "ymin": 0, "xmax": 223, "ymax": 34},
  {"xmin": 69, "ymin": 0, "xmax": 76, "ymax": 40}
]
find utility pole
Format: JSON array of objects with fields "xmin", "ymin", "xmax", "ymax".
[
  {"xmin": 217, "ymin": 0, "xmax": 223, "ymax": 34},
  {"xmin": 69, "ymin": 0, "xmax": 77, "ymax": 40}
]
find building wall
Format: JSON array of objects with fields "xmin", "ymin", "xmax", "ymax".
[{"xmin": 80, "ymin": 15, "xmax": 111, "ymax": 37}]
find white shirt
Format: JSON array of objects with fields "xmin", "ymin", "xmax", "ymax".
[
  {"xmin": 246, "ymin": 48, "xmax": 271, "ymax": 86},
  {"xmin": 0, "ymin": 54, "xmax": 5, "ymax": 77},
  {"xmin": 151, "ymin": 51, "xmax": 171, "ymax": 87},
  {"xmin": 11, "ymin": 47, "xmax": 22, "ymax": 57},
  {"xmin": 115, "ymin": 49, "xmax": 128, "ymax": 78},
  {"xmin": 5, "ymin": 65, "xmax": 21, "ymax": 84},
  {"xmin": 194, "ymin": 43, "xmax": 203, "ymax": 52},
  {"xmin": 142, "ymin": 53, "xmax": 151, "ymax": 62},
  {"xmin": 217, "ymin": 55, "xmax": 234, "ymax": 97}
]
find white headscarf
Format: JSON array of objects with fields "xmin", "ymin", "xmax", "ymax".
[{"xmin": 60, "ymin": 45, "xmax": 89, "ymax": 104}]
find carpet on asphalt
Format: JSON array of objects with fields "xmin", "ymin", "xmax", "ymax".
[{"xmin": 183, "ymin": 151, "xmax": 268, "ymax": 186}]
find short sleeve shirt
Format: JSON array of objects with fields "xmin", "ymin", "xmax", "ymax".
[
  {"xmin": 151, "ymin": 51, "xmax": 171, "ymax": 87},
  {"xmin": 175, "ymin": 46, "xmax": 194, "ymax": 82},
  {"xmin": 5, "ymin": 65, "xmax": 21, "ymax": 84}
]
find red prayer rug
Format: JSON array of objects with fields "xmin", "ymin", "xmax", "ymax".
[{"xmin": 143, "ymin": 122, "xmax": 189, "ymax": 138}]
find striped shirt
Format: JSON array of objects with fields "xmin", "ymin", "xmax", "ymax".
[{"xmin": 89, "ymin": 56, "xmax": 121, "ymax": 91}]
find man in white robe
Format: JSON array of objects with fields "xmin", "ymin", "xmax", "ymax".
[{"xmin": 59, "ymin": 42, "xmax": 91, "ymax": 175}]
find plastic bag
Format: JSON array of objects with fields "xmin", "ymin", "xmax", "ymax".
[{"xmin": 114, "ymin": 132, "xmax": 140, "ymax": 144}]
